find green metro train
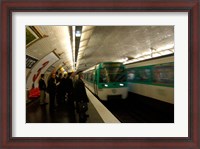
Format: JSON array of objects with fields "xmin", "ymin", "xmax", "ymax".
[
  {"xmin": 82, "ymin": 55, "xmax": 174, "ymax": 104},
  {"xmin": 82, "ymin": 62, "xmax": 128, "ymax": 101}
]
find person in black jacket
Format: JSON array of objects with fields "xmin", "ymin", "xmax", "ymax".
[
  {"xmin": 66, "ymin": 73, "xmax": 73, "ymax": 97},
  {"xmin": 59, "ymin": 74, "xmax": 67, "ymax": 104},
  {"xmin": 39, "ymin": 74, "xmax": 47, "ymax": 105},
  {"xmin": 65, "ymin": 72, "xmax": 74, "ymax": 107},
  {"xmin": 56, "ymin": 73, "xmax": 63, "ymax": 106},
  {"xmin": 74, "ymin": 73, "xmax": 89, "ymax": 122},
  {"xmin": 47, "ymin": 73, "xmax": 57, "ymax": 112}
]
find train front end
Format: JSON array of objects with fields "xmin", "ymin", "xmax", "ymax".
[{"xmin": 97, "ymin": 62, "xmax": 128, "ymax": 101}]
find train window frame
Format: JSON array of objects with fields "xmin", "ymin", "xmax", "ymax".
[{"xmin": 127, "ymin": 62, "xmax": 174, "ymax": 87}]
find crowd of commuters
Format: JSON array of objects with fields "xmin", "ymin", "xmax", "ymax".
[{"xmin": 39, "ymin": 72, "xmax": 89, "ymax": 122}]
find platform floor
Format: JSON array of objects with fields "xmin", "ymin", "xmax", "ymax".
[{"xmin": 26, "ymin": 88, "xmax": 120, "ymax": 123}]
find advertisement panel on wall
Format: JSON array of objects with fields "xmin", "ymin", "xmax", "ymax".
[
  {"xmin": 26, "ymin": 52, "xmax": 59, "ymax": 90},
  {"xmin": 26, "ymin": 55, "xmax": 38, "ymax": 68}
]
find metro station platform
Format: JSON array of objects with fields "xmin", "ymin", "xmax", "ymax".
[{"xmin": 26, "ymin": 88, "xmax": 120, "ymax": 123}]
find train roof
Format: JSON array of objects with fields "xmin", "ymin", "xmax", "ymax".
[{"xmin": 82, "ymin": 62, "xmax": 125, "ymax": 72}]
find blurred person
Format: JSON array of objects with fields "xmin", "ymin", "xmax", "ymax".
[
  {"xmin": 60, "ymin": 74, "xmax": 67, "ymax": 104},
  {"xmin": 47, "ymin": 73, "xmax": 57, "ymax": 112},
  {"xmin": 65, "ymin": 72, "xmax": 74, "ymax": 110},
  {"xmin": 56, "ymin": 73, "xmax": 63, "ymax": 106},
  {"xmin": 74, "ymin": 73, "xmax": 89, "ymax": 122},
  {"xmin": 66, "ymin": 72, "xmax": 73, "ymax": 98},
  {"xmin": 39, "ymin": 74, "xmax": 47, "ymax": 105}
]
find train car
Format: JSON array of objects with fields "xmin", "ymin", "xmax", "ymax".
[
  {"xmin": 126, "ymin": 54, "xmax": 174, "ymax": 104},
  {"xmin": 82, "ymin": 62, "xmax": 128, "ymax": 101}
]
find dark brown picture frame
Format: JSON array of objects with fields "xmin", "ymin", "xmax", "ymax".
[{"xmin": 1, "ymin": 0, "xmax": 199, "ymax": 148}]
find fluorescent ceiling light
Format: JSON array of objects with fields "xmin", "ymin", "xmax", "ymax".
[{"xmin": 75, "ymin": 30, "xmax": 81, "ymax": 37}]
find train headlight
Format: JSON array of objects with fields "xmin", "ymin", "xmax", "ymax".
[
  {"xmin": 104, "ymin": 84, "xmax": 108, "ymax": 87},
  {"xmin": 119, "ymin": 83, "xmax": 124, "ymax": 86}
]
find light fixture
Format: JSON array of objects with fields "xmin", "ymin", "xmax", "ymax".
[
  {"xmin": 119, "ymin": 83, "xmax": 124, "ymax": 86},
  {"xmin": 123, "ymin": 47, "xmax": 174, "ymax": 65},
  {"xmin": 75, "ymin": 30, "xmax": 81, "ymax": 37},
  {"xmin": 76, "ymin": 26, "xmax": 95, "ymax": 71},
  {"xmin": 72, "ymin": 26, "xmax": 76, "ymax": 71}
]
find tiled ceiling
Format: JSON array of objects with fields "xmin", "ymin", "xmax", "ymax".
[{"xmin": 26, "ymin": 25, "xmax": 174, "ymax": 73}]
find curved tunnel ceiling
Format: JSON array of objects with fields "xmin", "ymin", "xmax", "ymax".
[{"xmin": 26, "ymin": 25, "xmax": 174, "ymax": 73}]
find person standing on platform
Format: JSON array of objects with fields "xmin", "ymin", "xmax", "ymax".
[
  {"xmin": 47, "ymin": 73, "xmax": 57, "ymax": 112},
  {"xmin": 64, "ymin": 72, "xmax": 76, "ymax": 122},
  {"xmin": 60, "ymin": 74, "xmax": 67, "ymax": 104},
  {"xmin": 74, "ymin": 73, "xmax": 89, "ymax": 122},
  {"xmin": 39, "ymin": 74, "xmax": 47, "ymax": 105},
  {"xmin": 56, "ymin": 73, "xmax": 62, "ymax": 106},
  {"xmin": 65, "ymin": 72, "xmax": 74, "ymax": 104}
]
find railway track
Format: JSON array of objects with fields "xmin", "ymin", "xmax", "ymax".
[
  {"xmin": 99, "ymin": 93, "xmax": 174, "ymax": 123},
  {"xmin": 101, "ymin": 98, "xmax": 150, "ymax": 123}
]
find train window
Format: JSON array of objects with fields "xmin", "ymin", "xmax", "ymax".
[
  {"xmin": 93, "ymin": 71, "xmax": 95, "ymax": 81},
  {"xmin": 99, "ymin": 68, "xmax": 126, "ymax": 83},
  {"xmin": 138, "ymin": 68, "xmax": 151, "ymax": 81},
  {"xmin": 127, "ymin": 62, "xmax": 174, "ymax": 87},
  {"xmin": 127, "ymin": 70, "xmax": 135, "ymax": 81},
  {"xmin": 86, "ymin": 70, "xmax": 94, "ymax": 82},
  {"xmin": 127, "ymin": 67, "xmax": 152, "ymax": 83},
  {"xmin": 152, "ymin": 63, "xmax": 174, "ymax": 85}
]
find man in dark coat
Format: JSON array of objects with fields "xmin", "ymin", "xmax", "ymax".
[
  {"xmin": 39, "ymin": 74, "xmax": 47, "ymax": 105},
  {"xmin": 74, "ymin": 74, "xmax": 89, "ymax": 103},
  {"xmin": 74, "ymin": 73, "xmax": 89, "ymax": 122},
  {"xmin": 47, "ymin": 73, "xmax": 57, "ymax": 112},
  {"xmin": 65, "ymin": 73, "xmax": 73, "ymax": 98},
  {"xmin": 56, "ymin": 73, "xmax": 63, "ymax": 106},
  {"xmin": 65, "ymin": 72, "xmax": 74, "ymax": 110},
  {"xmin": 59, "ymin": 74, "xmax": 67, "ymax": 104}
]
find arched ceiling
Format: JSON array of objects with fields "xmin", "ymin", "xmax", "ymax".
[{"xmin": 26, "ymin": 25, "xmax": 174, "ymax": 73}]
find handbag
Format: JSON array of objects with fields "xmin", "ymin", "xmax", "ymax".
[
  {"xmin": 77, "ymin": 101, "xmax": 88, "ymax": 112},
  {"xmin": 28, "ymin": 88, "xmax": 40, "ymax": 99}
]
